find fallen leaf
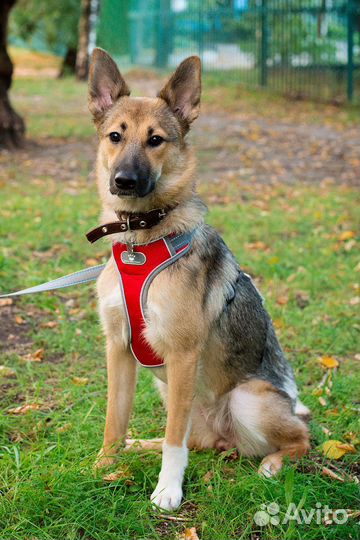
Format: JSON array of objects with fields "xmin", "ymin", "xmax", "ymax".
[
  {"xmin": 179, "ymin": 527, "xmax": 200, "ymax": 540},
  {"xmin": 72, "ymin": 377, "xmax": 89, "ymax": 386},
  {"xmin": 15, "ymin": 315, "xmax": 25, "ymax": 325},
  {"xmin": 325, "ymin": 408, "xmax": 339, "ymax": 416},
  {"xmin": 345, "ymin": 432, "xmax": 360, "ymax": 445},
  {"xmin": 319, "ymin": 397, "xmax": 327, "ymax": 407},
  {"xmin": 75, "ymin": 328, "xmax": 82, "ymax": 336},
  {"xmin": 339, "ymin": 230, "xmax": 355, "ymax": 241},
  {"xmin": 336, "ymin": 443, "xmax": 356, "ymax": 453},
  {"xmin": 276, "ymin": 294, "xmax": 289, "ymax": 306},
  {"xmin": 349, "ymin": 296, "xmax": 360, "ymax": 306},
  {"xmin": 273, "ymin": 318, "xmax": 284, "ymax": 329},
  {"xmin": 319, "ymin": 355, "xmax": 339, "ymax": 369},
  {"xmin": 295, "ymin": 291, "xmax": 310, "ymax": 309},
  {"xmin": 8, "ymin": 403, "xmax": 41, "ymax": 415},
  {"xmin": 320, "ymin": 440, "xmax": 356, "ymax": 460},
  {"xmin": 203, "ymin": 470, "xmax": 214, "ymax": 483},
  {"xmin": 0, "ymin": 365, "xmax": 16, "ymax": 378},
  {"xmin": 56, "ymin": 422, "xmax": 72, "ymax": 433},
  {"xmin": 23, "ymin": 348, "xmax": 44, "ymax": 362},
  {"xmin": 41, "ymin": 321, "xmax": 58, "ymax": 328},
  {"xmin": 245, "ymin": 241, "xmax": 268, "ymax": 251},
  {"xmin": 103, "ymin": 467, "xmax": 134, "ymax": 485},
  {"xmin": 344, "ymin": 239, "xmax": 356, "ymax": 252},
  {"xmin": 0, "ymin": 298, "xmax": 13, "ymax": 307}
]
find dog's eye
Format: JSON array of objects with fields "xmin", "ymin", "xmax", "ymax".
[
  {"xmin": 109, "ymin": 132, "xmax": 121, "ymax": 143},
  {"xmin": 148, "ymin": 135, "xmax": 164, "ymax": 147}
]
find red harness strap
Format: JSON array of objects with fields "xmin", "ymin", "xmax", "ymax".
[{"xmin": 112, "ymin": 233, "xmax": 193, "ymax": 367}]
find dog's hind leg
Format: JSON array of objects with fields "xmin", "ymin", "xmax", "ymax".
[
  {"xmin": 229, "ymin": 379, "xmax": 310, "ymax": 476},
  {"xmin": 95, "ymin": 342, "xmax": 137, "ymax": 468},
  {"xmin": 154, "ymin": 378, "xmax": 231, "ymax": 452}
]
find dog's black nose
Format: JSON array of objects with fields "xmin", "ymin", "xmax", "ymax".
[{"xmin": 114, "ymin": 171, "xmax": 137, "ymax": 190}]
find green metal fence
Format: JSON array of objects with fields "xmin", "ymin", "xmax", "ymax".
[{"xmin": 97, "ymin": 0, "xmax": 360, "ymax": 102}]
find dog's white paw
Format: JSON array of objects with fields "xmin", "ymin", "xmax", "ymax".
[
  {"xmin": 258, "ymin": 455, "xmax": 283, "ymax": 478},
  {"xmin": 151, "ymin": 482, "xmax": 183, "ymax": 511},
  {"xmin": 258, "ymin": 460, "xmax": 274, "ymax": 478}
]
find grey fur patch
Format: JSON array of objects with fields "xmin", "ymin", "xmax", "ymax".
[{"xmin": 193, "ymin": 224, "xmax": 298, "ymax": 403}]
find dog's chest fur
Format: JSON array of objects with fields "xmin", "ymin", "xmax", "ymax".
[{"xmin": 97, "ymin": 250, "xmax": 207, "ymax": 358}]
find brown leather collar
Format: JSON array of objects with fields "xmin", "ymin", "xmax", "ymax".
[{"xmin": 86, "ymin": 207, "xmax": 173, "ymax": 244}]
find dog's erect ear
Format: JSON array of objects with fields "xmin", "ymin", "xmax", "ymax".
[
  {"xmin": 158, "ymin": 56, "xmax": 201, "ymax": 130},
  {"xmin": 88, "ymin": 48, "xmax": 130, "ymax": 120}
]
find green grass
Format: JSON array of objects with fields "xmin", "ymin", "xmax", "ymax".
[{"xmin": 0, "ymin": 75, "xmax": 359, "ymax": 540}]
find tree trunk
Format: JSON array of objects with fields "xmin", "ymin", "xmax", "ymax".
[
  {"xmin": 58, "ymin": 47, "xmax": 77, "ymax": 78},
  {"xmin": 0, "ymin": 0, "xmax": 25, "ymax": 149},
  {"xmin": 75, "ymin": 0, "xmax": 92, "ymax": 80}
]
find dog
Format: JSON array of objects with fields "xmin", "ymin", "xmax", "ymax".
[{"xmin": 88, "ymin": 48, "xmax": 310, "ymax": 511}]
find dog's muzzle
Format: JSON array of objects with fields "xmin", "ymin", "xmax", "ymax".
[{"xmin": 110, "ymin": 170, "xmax": 155, "ymax": 198}]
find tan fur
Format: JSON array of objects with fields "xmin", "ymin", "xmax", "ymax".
[{"xmin": 89, "ymin": 49, "xmax": 309, "ymax": 492}]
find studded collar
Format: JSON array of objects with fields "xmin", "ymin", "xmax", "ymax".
[{"xmin": 86, "ymin": 206, "xmax": 176, "ymax": 244}]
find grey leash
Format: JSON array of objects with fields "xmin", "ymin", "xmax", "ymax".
[
  {"xmin": 0, "ymin": 264, "xmax": 105, "ymax": 298},
  {"xmin": 0, "ymin": 230, "xmax": 195, "ymax": 299}
]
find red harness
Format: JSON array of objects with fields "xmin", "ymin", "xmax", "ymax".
[{"xmin": 112, "ymin": 232, "xmax": 193, "ymax": 367}]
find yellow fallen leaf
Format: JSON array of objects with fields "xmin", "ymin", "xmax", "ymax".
[
  {"xmin": 15, "ymin": 315, "xmax": 25, "ymax": 325},
  {"xmin": 180, "ymin": 527, "xmax": 200, "ymax": 540},
  {"xmin": 273, "ymin": 318, "xmax": 284, "ymax": 329},
  {"xmin": 320, "ymin": 440, "xmax": 355, "ymax": 460},
  {"xmin": 319, "ymin": 355, "xmax": 339, "ymax": 369},
  {"xmin": 0, "ymin": 365, "xmax": 16, "ymax": 378},
  {"xmin": 336, "ymin": 443, "xmax": 356, "ymax": 453},
  {"xmin": 72, "ymin": 377, "xmax": 89, "ymax": 386},
  {"xmin": 339, "ymin": 230, "xmax": 355, "ymax": 241}
]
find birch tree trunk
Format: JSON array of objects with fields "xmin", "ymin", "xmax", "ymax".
[{"xmin": 75, "ymin": 0, "xmax": 91, "ymax": 80}]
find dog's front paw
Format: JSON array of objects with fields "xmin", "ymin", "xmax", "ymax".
[{"xmin": 151, "ymin": 482, "xmax": 183, "ymax": 511}]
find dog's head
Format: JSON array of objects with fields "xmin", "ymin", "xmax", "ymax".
[{"xmin": 88, "ymin": 48, "xmax": 201, "ymax": 211}]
